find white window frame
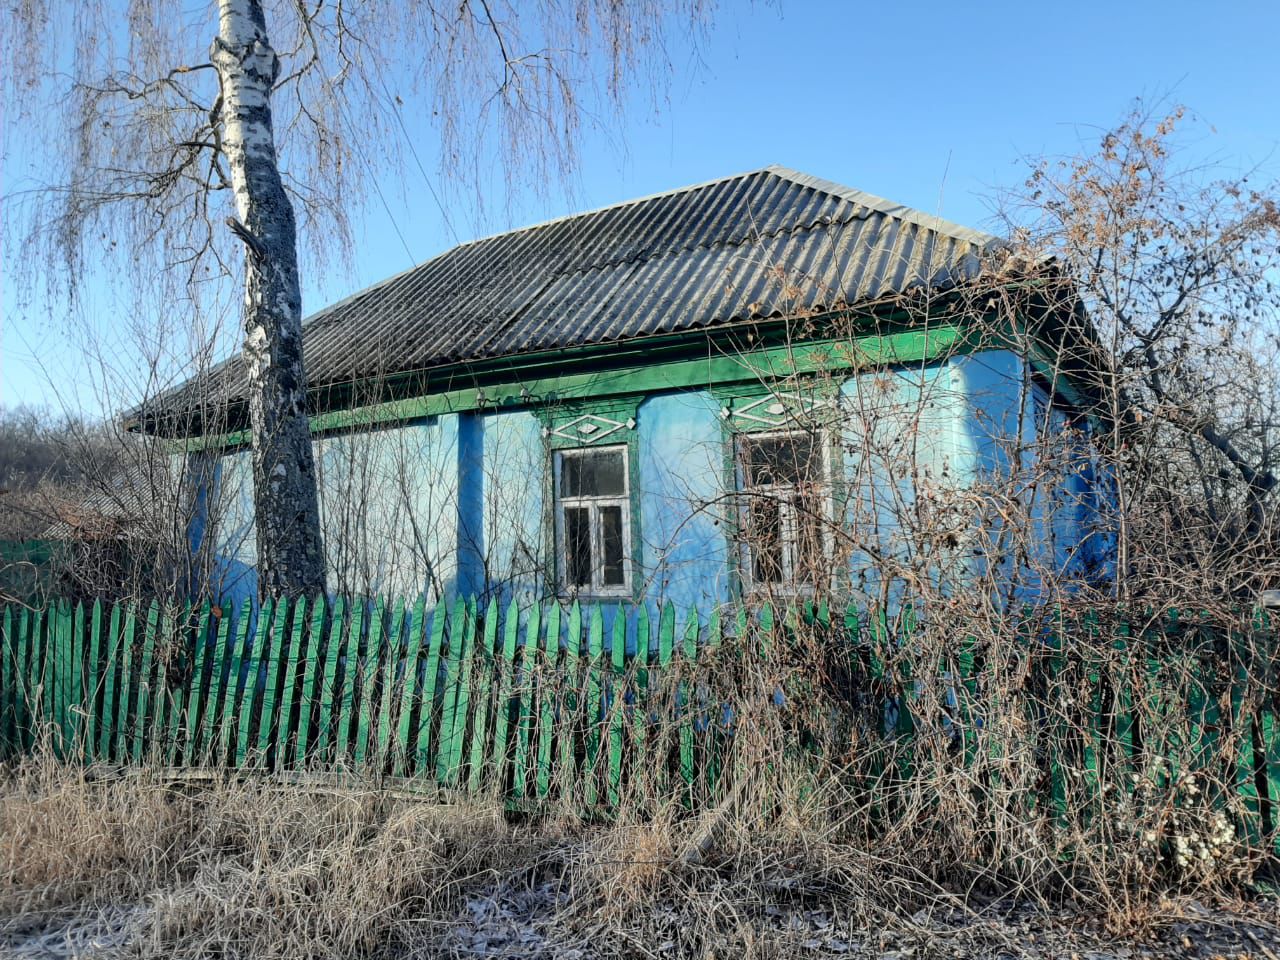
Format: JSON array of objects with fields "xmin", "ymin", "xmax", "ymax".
[
  {"xmin": 735, "ymin": 428, "xmax": 834, "ymax": 596},
  {"xmin": 553, "ymin": 444, "xmax": 633, "ymax": 599}
]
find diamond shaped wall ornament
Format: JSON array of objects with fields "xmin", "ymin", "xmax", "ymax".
[
  {"xmin": 549, "ymin": 412, "xmax": 633, "ymax": 445},
  {"xmin": 729, "ymin": 392, "xmax": 837, "ymax": 428}
]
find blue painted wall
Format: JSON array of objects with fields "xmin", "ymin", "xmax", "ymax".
[
  {"xmin": 200, "ymin": 348, "xmax": 1107, "ymax": 610},
  {"xmin": 636, "ymin": 390, "xmax": 730, "ymax": 610}
]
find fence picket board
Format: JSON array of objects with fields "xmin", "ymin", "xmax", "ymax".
[
  {"xmin": 146, "ymin": 605, "xmax": 173, "ymax": 762},
  {"xmin": 49, "ymin": 602, "xmax": 67, "ymax": 750},
  {"xmin": 353, "ymin": 597, "xmax": 386, "ymax": 767},
  {"xmin": 25, "ymin": 605, "xmax": 45, "ymax": 746},
  {"xmin": 533, "ymin": 602, "xmax": 560, "ymax": 799},
  {"xmin": 12, "ymin": 608, "xmax": 30, "ymax": 750},
  {"xmin": 394, "ymin": 596, "xmax": 427, "ymax": 777},
  {"xmin": 435, "ymin": 598, "xmax": 468, "ymax": 782},
  {"xmin": 275, "ymin": 597, "xmax": 308, "ymax": 768},
  {"xmin": 37, "ymin": 607, "xmax": 55, "ymax": 741},
  {"xmin": 217, "ymin": 602, "xmax": 253, "ymax": 765},
  {"xmin": 488, "ymin": 597, "xmax": 521, "ymax": 794},
  {"xmin": 1079, "ymin": 612, "xmax": 1102, "ymax": 811},
  {"xmin": 335, "ymin": 599, "xmax": 365, "ymax": 763},
  {"xmin": 414, "ymin": 597, "xmax": 448, "ymax": 773},
  {"xmin": 130, "ymin": 602, "xmax": 160, "ymax": 763},
  {"xmin": 83, "ymin": 600, "xmax": 103, "ymax": 760},
  {"xmin": 632, "ymin": 604, "xmax": 652, "ymax": 794},
  {"xmin": 111, "ymin": 604, "xmax": 137, "ymax": 762},
  {"xmin": 607, "ymin": 606, "xmax": 625, "ymax": 807},
  {"xmin": 255, "ymin": 599, "xmax": 291, "ymax": 766},
  {"xmin": 0, "ymin": 607, "xmax": 12, "ymax": 752},
  {"xmin": 377, "ymin": 599, "xmax": 407, "ymax": 766},
  {"xmin": 513, "ymin": 602, "xmax": 541, "ymax": 800},
  {"xmin": 67, "ymin": 601, "xmax": 84, "ymax": 751},
  {"xmin": 293, "ymin": 596, "xmax": 329, "ymax": 768},
  {"xmin": 194, "ymin": 607, "xmax": 231, "ymax": 764},
  {"xmin": 22, "ymin": 605, "xmax": 39, "ymax": 750},
  {"xmin": 16, "ymin": 606, "xmax": 35, "ymax": 750},
  {"xmin": 176, "ymin": 601, "xmax": 211, "ymax": 766},
  {"xmin": 678, "ymin": 607, "xmax": 698, "ymax": 798},
  {"xmin": 954, "ymin": 630, "xmax": 977, "ymax": 767},
  {"xmin": 1112, "ymin": 620, "xmax": 1136, "ymax": 768},
  {"xmin": 439, "ymin": 600, "xmax": 473, "ymax": 783},
  {"xmin": 583, "ymin": 605, "xmax": 604, "ymax": 808},
  {"xmin": 1257, "ymin": 706, "xmax": 1280, "ymax": 854},
  {"xmin": 162, "ymin": 604, "xmax": 192, "ymax": 765},
  {"xmin": 758, "ymin": 602, "xmax": 774, "ymax": 655},
  {"xmin": 467, "ymin": 598, "xmax": 500, "ymax": 792},
  {"xmin": 446, "ymin": 600, "xmax": 477, "ymax": 785},
  {"xmin": 651, "ymin": 603, "xmax": 674, "ymax": 794},
  {"xmin": 235, "ymin": 600, "xmax": 273, "ymax": 768},
  {"xmin": 558, "ymin": 601, "xmax": 582, "ymax": 802},
  {"xmin": 7, "ymin": 606, "xmax": 24, "ymax": 750},
  {"xmin": 703, "ymin": 605, "xmax": 723, "ymax": 796},
  {"xmin": 311, "ymin": 596, "xmax": 345, "ymax": 764},
  {"xmin": 1231, "ymin": 629, "xmax": 1263, "ymax": 845}
]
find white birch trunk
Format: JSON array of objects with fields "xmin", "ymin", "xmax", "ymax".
[{"xmin": 212, "ymin": 0, "xmax": 325, "ymax": 597}]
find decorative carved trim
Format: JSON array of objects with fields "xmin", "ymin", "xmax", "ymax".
[
  {"xmin": 720, "ymin": 391, "xmax": 839, "ymax": 429},
  {"xmin": 541, "ymin": 412, "xmax": 636, "ymax": 445}
]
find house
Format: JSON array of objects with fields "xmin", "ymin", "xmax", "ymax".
[{"xmin": 139, "ymin": 166, "xmax": 1111, "ymax": 611}]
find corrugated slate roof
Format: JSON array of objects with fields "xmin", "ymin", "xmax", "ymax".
[{"xmin": 158, "ymin": 165, "xmax": 1001, "ymax": 418}]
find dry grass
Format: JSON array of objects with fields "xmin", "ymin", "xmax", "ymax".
[
  {"xmin": 2, "ymin": 750, "xmax": 1278, "ymax": 959},
  {"xmin": 0, "ymin": 746, "xmax": 559, "ymax": 957}
]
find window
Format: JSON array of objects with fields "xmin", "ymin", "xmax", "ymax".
[
  {"xmin": 736, "ymin": 430, "xmax": 830, "ymax": 593},
  {"xmin": 554, "ymin": 445, "xmax": 631, "ymax": 596}
]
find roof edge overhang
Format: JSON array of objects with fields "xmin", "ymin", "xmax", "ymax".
[{"xmin": 136, "ymin": 273, "xmax": 1111, "ymax": 450}]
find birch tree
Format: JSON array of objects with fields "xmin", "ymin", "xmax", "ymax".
[{"xmin": 1, "ymin": 0, "xmax": 711, "ymax": 598}]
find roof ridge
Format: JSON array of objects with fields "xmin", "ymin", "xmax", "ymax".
[
  {"xmin": 759, "ymin": 165, "xmax": 1002, "ymax": 248},
  {"xmin": 456, "ymin": 164, "xmax": 1001, "ymax": 251}
]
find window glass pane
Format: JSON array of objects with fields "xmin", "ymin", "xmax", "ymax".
[
  {"xmin": 600, "ymin": 505, "xmax": 625, "ymax": 586},
  {"xmin": 746, "ymin": 433, "xmax": 822, "ymax": 487},
  {"xmin": 560, "ymin": 448, "xmax": 626, "ymax": 497},
  {"xmin": 747, "ymin": 496, "xmax": 784, "ymax": 584},
  {"xmin": 564, "ymin": 507, "xmax": 592, "ymax": 587}
]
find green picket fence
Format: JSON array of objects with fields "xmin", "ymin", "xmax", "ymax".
[
  {"xmin": 0, "ymin": 595, "xmax": 736, "ymax": 810},
  {"xmin": 1, "ymin": 595, "xmax": 1278, "ymax": 851}
]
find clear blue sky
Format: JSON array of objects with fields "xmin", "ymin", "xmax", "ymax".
[{"xmin": 4, "ymin": 0, "xmax": 1279, "ymax": 415}]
